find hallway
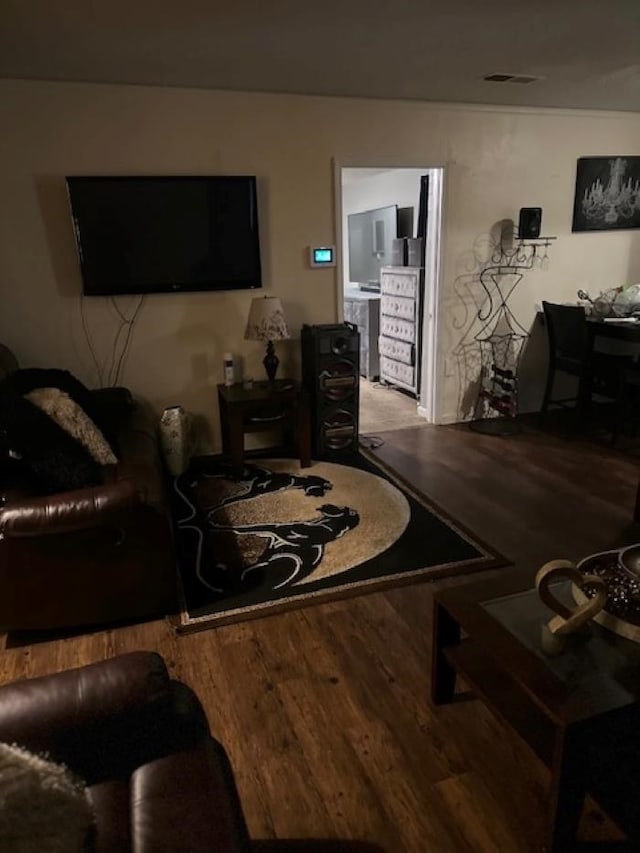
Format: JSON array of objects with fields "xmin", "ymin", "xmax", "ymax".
[{"xmin": 359, "ymin": 378, "xmax": 427, "ymax": 434}]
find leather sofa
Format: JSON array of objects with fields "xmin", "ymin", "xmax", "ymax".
[
  {"xmin": 0, "ymin": 652, "xmax": 385, "ymax": 852},
  {"xmin": 0, "ymin": 349, "xmax": 176, "ymax": 630},
  {"xmin": 0, "ymin": 652, "xmax": 250, "ymax": 852}
]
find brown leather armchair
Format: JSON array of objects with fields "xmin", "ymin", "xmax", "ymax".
[
  {"xmin": 0, "ymin": 380, "xmax": 176, "ymax": 630},
  {"xmin": 0, "ymin": 652, "xmax": 250, "ymax": 852},
  {"xmin": 0, "ymin": 652, "xmax": 385, "ymax": 853}
]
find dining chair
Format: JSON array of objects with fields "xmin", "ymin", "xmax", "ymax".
[{"xmin": 540, "ymin": 301, "xmax": 617, "ymax": 428}]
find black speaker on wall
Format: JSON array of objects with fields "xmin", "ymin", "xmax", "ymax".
[
  {"xmin": 301, "ymin": 323, "xmax": 360, "ymax": 458},
  {"xmin": 518, "ymin": 207, "xmax": 542, "ymax": 239}
]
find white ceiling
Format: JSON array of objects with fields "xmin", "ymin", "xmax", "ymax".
[{"xmin": 1, "ymin": 0, "xmax": 640, "ymax": 112}]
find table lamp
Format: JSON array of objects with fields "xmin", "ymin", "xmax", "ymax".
[{"xmin": 244, "ymin": 296, "xmax": 290, "ymax": 382}]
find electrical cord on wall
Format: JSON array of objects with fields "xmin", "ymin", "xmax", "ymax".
[
  {"xmin": 79, "ymin": 294, "xmax": 146, "ymax": 388},
  {"xmin": 80, "ymin": 294, "xmax": 104, "ymax": 387},
  {"xmin": 110, "ymin": 295, "xmax": 145, "ymax": 386},
  {"xmin": 106, "ymin": 298, "xmax": 129, "ymax": 386}
]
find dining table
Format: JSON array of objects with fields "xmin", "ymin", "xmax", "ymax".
[
  {"xmin": 587, "ymin": 315, "xmax": 640, "ymax": 345},
  {"xmin": 536, "ymin": 308, "xmax": 640, "ymax": 437},
  {"xmin": 536, "ymin": 309, "xmax": 640, "ymax": 351}
]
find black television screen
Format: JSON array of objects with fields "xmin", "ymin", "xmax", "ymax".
[
  {"xmin": 347, "ymin": 204, "xmax": 398, "ymax": 288},
  {"xmin": 66, "ymin": 175, "xmax": 262, "ymax": 295}
]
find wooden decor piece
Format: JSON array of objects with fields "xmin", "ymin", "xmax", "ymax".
[{"xmin": 535, "ymin": 559, "xmax": 607, "ymax": 654}]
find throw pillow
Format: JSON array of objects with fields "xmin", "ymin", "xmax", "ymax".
[
  {"xmin": 0, "ymin": 368, "xmax": 117, "ymax": 452},
  {"xmin": 0, "ymin": 742, "xmax": 94, "ymax": 852},
  {"xmin": 0, "ymin": 391, "xmax": 101, "ymax": 493},
  {"xmin": 25, "ymin": 388, "xmax": 117, "ymax": 467}
]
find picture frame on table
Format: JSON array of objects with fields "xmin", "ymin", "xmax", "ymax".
[{"xmin": 572, "ymin": 156, "xmax": 640, "ymax": 232}]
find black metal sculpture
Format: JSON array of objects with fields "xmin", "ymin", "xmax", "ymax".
[{"xmin": 469, "ymin": 222, "xmax": 556, "ymax": 435}]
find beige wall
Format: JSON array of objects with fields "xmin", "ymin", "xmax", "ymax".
[{"xmin": 1, "ymin": 79, "xmax": 639, "ymax": 446}]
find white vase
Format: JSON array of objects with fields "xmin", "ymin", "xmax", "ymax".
[{"xmin": 159, "ymin": 406, "xmax": 191, "ymax": 476}]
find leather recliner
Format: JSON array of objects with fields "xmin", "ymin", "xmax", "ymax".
[
  {"xmin": 0, "ymin": 652, "xmax": 250, "ymax": 852},
  {"xmin": 0, "ymin": 652, "xmax": 387, "ymax": 853},
  {"xmin": 0, "ymin": 345, "xmax": 176, "ymax": 630}
]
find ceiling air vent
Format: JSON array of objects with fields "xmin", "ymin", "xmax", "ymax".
[{"xmin": 483, "ymin": 73, "xmax": 543, "ymax": 84}]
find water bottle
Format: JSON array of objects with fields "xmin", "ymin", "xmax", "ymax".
[{"xmin": 223, "ymin": 353, "xmax": 234, "ymax": 386}]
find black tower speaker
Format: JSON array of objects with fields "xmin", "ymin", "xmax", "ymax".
[
  {"xmin": 518, "ymin": 207, "xmax": 542, "ymax": 239},
  {"xmin": 301, "ymin": 323, "xmax": 360, "ymax": 458}
]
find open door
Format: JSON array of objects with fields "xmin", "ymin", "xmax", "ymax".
[{"xmin": 335, "ymin": 164, "xmax": 444, "ymax": 432}]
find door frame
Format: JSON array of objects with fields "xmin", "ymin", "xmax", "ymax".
[{"xmin": 333, "ymin": 158, "xmax": 446, "ymax": 423}]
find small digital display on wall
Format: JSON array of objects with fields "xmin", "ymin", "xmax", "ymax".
[
  {"xmin": 310, "ymin": 246, "xmax": 335, "ymax": 267},
  {"xmin": 314, "ymin": 248, "xmax": 334, "ymax": 264}
]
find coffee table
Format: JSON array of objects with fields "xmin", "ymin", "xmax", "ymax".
[{"xmin": 431, "ymin": 572, "xmax": 640, "ymax": 851}]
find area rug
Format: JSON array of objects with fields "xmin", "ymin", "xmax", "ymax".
[{"xmin": 170, "ymin": 451, "xmax": 507, "ymax": 633}]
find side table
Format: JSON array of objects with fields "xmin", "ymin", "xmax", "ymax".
[{"xmin": 217, "ymin": 380, "xmax": 311, "ymax": 477}]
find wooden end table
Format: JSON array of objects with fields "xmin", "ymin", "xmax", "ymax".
[
  {"xmin": 432, "ymin": 572, "xmax": 640, "ymax": 851},
  {"xmin": 217, "ymin": 379, "xmax": 311, "ymax": 477}
]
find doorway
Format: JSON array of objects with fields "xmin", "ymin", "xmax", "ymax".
[{"xmin": 334, "ymin": 164, "xmax": 444, "ymax": 434}]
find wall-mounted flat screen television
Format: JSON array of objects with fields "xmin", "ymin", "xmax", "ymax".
[
  {"xmin": 347, "ymin": 204, "xmax": 398, "ymax": 289},
  {"xmin": 66, "ymin": 175, "xmax": 262, "ymax": 295}
]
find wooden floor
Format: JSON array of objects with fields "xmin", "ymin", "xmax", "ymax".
[{"xmin": 2, "ymin": 423, "xmax": 639, "ymax": 851}]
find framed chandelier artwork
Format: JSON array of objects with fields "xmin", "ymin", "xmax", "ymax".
[{"xmin": 572, "ymin": 156, "xmax": 640, "ymax": 232}]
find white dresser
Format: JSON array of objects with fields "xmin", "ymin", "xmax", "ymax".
[
  {"xmin": 378, "ymin": 266, "xmax": 423, "ymax": 396},
  {"xmin": 343, "ymin": 288, "xmax": 381, "ymax": 380}
]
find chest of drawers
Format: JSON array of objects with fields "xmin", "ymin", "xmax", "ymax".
[{"xmin": 379, "ymin": 266, "xmax": 423, "ymax": 396}]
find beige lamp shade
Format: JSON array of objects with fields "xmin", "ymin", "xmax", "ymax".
[{"xmin": 244, "ymin": 296, "xmax": 290, "ymax": 341}]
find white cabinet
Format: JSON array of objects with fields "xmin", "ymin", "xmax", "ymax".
[
  {"xmin": 378, "ymin": 266, "xmax": 423, "ymax": 396},
  {"xmin": 343, "ymin": 292, "xmax": 381, "ymax": 380}
]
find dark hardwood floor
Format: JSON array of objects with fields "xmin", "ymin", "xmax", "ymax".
[{"xmin": 2, "ymin": 423, "xmax": 638, "ymax": 851}]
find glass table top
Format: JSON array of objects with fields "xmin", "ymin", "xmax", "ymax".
[{"xmin": 481, "ymin": 581, "xmax": 640, "ymax": 690}]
